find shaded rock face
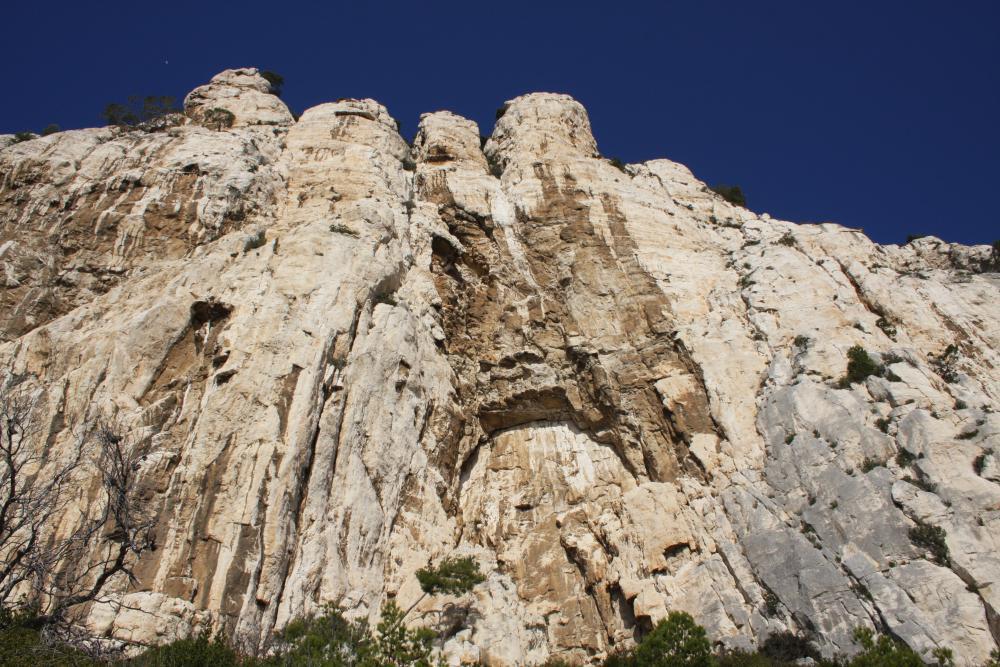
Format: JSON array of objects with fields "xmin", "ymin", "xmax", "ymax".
[{"xmin": 1, "ymin": 71, "xmax": 998, "ymax": 664}]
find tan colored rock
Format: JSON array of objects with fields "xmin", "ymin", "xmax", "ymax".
[
  {"xmin": 0, "ymin": 70, "xmax": 998, "ymax": 665},
  {"xmin": 184, "ymin": 67, "xmax": 294, "ymax": 127}
]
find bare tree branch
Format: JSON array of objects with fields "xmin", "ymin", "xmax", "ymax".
[{"xmin": 0, "ymin": 382, "xmax": 155, "ymax": 641}]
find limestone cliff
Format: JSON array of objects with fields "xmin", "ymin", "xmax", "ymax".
[{"xmin": 1, "ymin": 68, "xmax": 998, "ymax": 665}]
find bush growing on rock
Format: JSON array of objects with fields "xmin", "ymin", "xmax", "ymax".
[
  {"xmin": 908, "ymin": 519, "xmax": 950, "ymax": 566},
  {"xmin": 847, "ymin": 627, "xmax": 924, "ymax": 667},
  {"xmin": 260, "ymin": 70, "xmax": 284, "ymax": 96},
  {"xmin": 902, "ymin": 474, "xmax": 936, "ymax": 493},
  {"xmin": 102, "ymin": 96, "xmax": 180, "ymax": 128},
  {"xmin": 714, "ymin": 649, "xmax": 772, "ymax": 667},
  {"xmin": 861, "ymin": 457, "xmax": 884, "ymax": 473},
  {"xmin": 125, "ymin": 632, "xmax": 239, "ymax": 666},
  {"xmin": 843, "ymin": 345, "xmax": 881, "ymax": 385},
  {"xmin": 415, "ymin": 556, "xmax": 485, "ymax": 597},
  {"xmin": 974, "ymin": 449, "xmax": 993, "ymax": 475},
  {"xmin": 758, "ymin": 631, "xmax": 819, "ymax": 663},
  {"xmin": 608, "ymin": 157, "xmax": 628, "ymax": 173},
  {"xmin": 989, "ymin": 240, "xmax": 1000, "ymax": 270},
  {"xmin": 709, "ymin": 184, "xmax": 747, "ymax": 208},
  {"xmin": 402, "ymin": 556, "xmax": 485, "ymax": 626},
  {"xmin": 929, "ymin": 344, "xmax": 960, "ymax": 383},
  {"xmin": 242, "ymin": 229, "xmax": 267, "ymax": 252},
  {"xmin": 633, "ymin": 611, "xmax": 714, "ymax": 667},
  {"xmin": 204, "ymin": 107, "xmax": 235, "ymax": 131},
  {"xmin": 270, "ymin": 601, "xmax": 440, "ymax": 667},
  {"xmin": 895, "ymin": 448, "xmax": 916, "ymax": 467},
  {"xmin": 876, "ymin": 317, "xmax": 897, "ymax": 339},
  {"xmin": 12, "ymin": 132, "xmax": 34, "ymax": 143},
  {"xmin": 0, "ymin": 613, "xmax": 98, "ymax": 665}
]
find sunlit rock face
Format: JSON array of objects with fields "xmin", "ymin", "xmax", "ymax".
[{"xmin": 1, "ymin": 68, "xmax": 998, "ymax": 664}]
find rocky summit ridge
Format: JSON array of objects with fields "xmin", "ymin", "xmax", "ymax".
[{"xmin": 0, "ymin": 67, "xmax": 998, "ymax": 664}]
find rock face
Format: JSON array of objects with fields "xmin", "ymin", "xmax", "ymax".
[{"xmin": 1, "ymin": 69, "xmax": 998, "ymax": 664}]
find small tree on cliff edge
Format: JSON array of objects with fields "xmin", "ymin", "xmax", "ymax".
[
  {"xmin": 709, "ymin": 184, "xmax": 747, "ymax": 208},
  {"xmin": 260, "ymin": 70, "xmax": 284, "ymax": 97},
  {"xmin": 397, "ymin": 556, "xmax": 485, "ymax": 625},
  {"xmin": 633, "ymin": 611, "xmax": 714, "ymax": 667}
]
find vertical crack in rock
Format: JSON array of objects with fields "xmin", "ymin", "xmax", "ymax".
[{"xmin": 0, "ymin": 75, "xmax": 997, "ymax": 664}]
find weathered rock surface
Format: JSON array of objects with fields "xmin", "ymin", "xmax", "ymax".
[{"xmin": 1, "ymin": 69, "xmax": 998, "ymax": 664}]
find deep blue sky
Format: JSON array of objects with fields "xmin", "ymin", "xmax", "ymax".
[{"xmin": 3, "ymin": 1, "xmax": 997, "ymax": 246}]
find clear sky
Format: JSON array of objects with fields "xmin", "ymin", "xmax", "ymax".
[{"xmin": 3, "ymin": 1, "xmax": 997, "ymax": 246}]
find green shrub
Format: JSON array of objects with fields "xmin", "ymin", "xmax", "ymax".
[
  {"xmin": 989, "ymin": 241, "xmax": 1000, "ymax": 271},
  {"xmin": 260, "ymin": 70, "xmax": 284, "ymax": 96},
  {"xmin": 415, "ymin": 556, "xmax": 485, "ymax": 596},
  {"xmin": 634, "ymin": 611, "xmax": 713, "ymax": 667},
  {"xmin": 273, "ymin": 602, "xmax": 374, "ymax": 665},
  {"xmin": 128, "ymin": 633, "xmax": 239, "ymax": 666},
  {"xmin": 759, "ymin": 631, "xmax": 818, "ymax": 663},
  {"xmin": 973, "ymin": 449, "xmax": 992, "ymax": 475},
  {"xmin": 103, "ymin": 96, "xmax": 179, "ymax": 127},
  {"xmin": 761, "ymin": 590, "xmax": 780, "ymax": 618},
  {"xmin": 909, "ymin": 520, "xmax": 950, "ymax": 566},
  {"xmin": 41, "ymin": 124, "xmax": 60, "ymax": 136},
  {"xmin": 12, "ymin": 131, "xmax": 34, "ymax": 143},
  {"xmin": 929, "ymin": 344, "xmax": 960, "ymax": 383},
  {"xmin": 895, "ymin": 448, "xmax": 916, "ymax": 468},
  {"xmin": 861, "ymin": 457, "xmax": 883, "ymax": 473},
  {"xmin": 844, "ymin": 345, "xmax": 880, "ymax": 385},
  {"xmin": 329, "ymin": 223, "xmax": 359, "ymax": 236},
  {"xmin": 876, "ymin": 317, "xmax": 897, "ymax": 339},
  {"xmin": 204, "ymin": 107, "xmax": 235, "ymax": 131},
  {"xmin": 931, "ymin": 647, "xmax": 955, "ymax": 667},
  {"xmin": 370, "ymin": 601, "xmax": 438, "ymax": 667},
  {"xmin": 243, "ymin": 230, "xmax": 267, "ymax": 252},
  {"xmin": 709, "ymin": 184, "xmax": 746, "ymax": 208},
  {"xmin": 373, "ymin": 292, "xmax": 397, "ymax": 307},
  {"xmin": 881, "ymin": 351, "xmax": 905, "ymax": 365},
  {"xmin": 714, "ymin": 649, "xmax": 771, "ymax": 667},
  {"xmin": 902, "ymin": 474, "xmax": 936, "ymax": 493},
  {"xmin": 608, "ymin": 157, "xmax": 628, "ymax": 173},
  {"xmin": 777, "ymin": 233, "xmax": 795, "ymax": 247},
  {"xmin": 847, "ymin": 627, "xmax": 923, "ymax": 667},
  {"xmin": 266, "ymin": 600, "xmax": 440, "ymax": 666},
  {"xmin": 0, "ymin": 610, "xmax": 96, "ymax": 666}
]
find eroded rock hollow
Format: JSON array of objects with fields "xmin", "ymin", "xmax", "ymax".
[{"xmin": 1, "ymin": 68, "xmax": 998, "ymax": 664}]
